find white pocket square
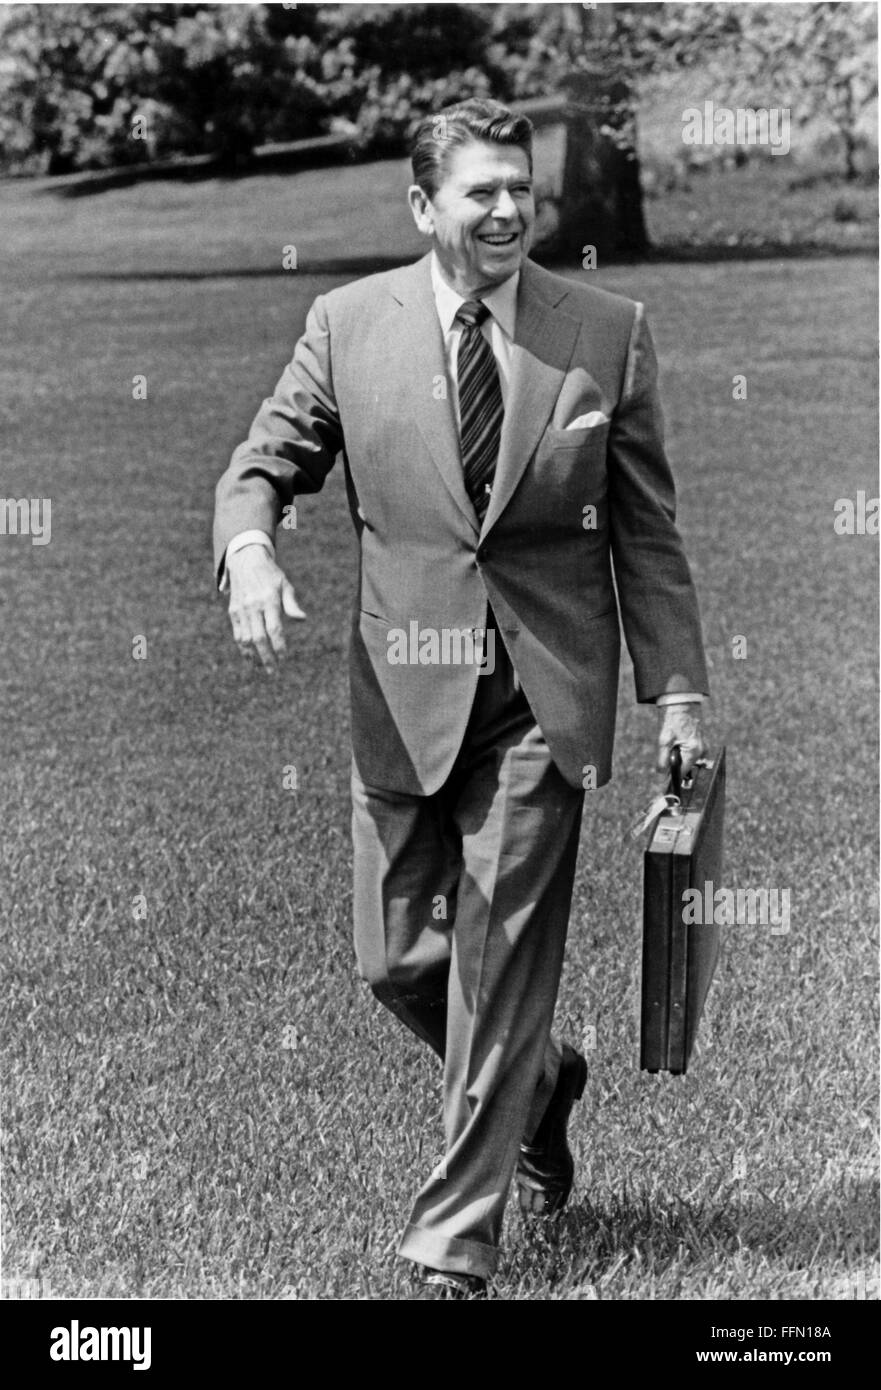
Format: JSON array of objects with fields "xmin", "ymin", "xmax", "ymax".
[{"xmin": 565, "ymin": 411, "xmax": 610, "ymax": 430}]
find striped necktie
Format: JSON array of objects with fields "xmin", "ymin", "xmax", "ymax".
[{"xmin": 455, "ymin": 299, "xmax": 503, "ymax": 523}]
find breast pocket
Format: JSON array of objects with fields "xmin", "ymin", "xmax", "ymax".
[
  {"xmin": 543, "ymin": 421, "xmax": 611, "ymax": 453},
  {"xmin": 527, "ymin": 424, "xmax": 610, "ymax": 535}
]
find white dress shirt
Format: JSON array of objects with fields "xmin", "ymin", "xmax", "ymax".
[{"xmin": 429, "ymin": 251, "xmax": 518, "ymax": 425}]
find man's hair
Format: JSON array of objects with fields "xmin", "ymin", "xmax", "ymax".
[{"xmin": 410, "ymin": 98, "xmax": 534, "ymax": 200}]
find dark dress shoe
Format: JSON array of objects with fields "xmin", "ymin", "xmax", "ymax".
[
  {"xmin": 516, "ymin": 1043, "xmax": 587, "ymax": 1216},
  {"xmin": 415, "ymin": 1268, "xmax": 488, "ymax": 1299}
]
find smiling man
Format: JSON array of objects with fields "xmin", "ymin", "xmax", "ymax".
[
  {"xmin": 213, "ymin": 99, "xmax": 709, "ymax": 1299},
  {"xmin": 409, "ymin": 113, "xmax": 535, "ymax": 290}
]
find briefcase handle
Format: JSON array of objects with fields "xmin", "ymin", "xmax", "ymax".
[{"xmin": 668, "ymin": 744, "xmax": 694, "ymax": 800}]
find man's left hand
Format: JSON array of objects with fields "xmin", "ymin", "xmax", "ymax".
[{"xmin": 656, "ymin": 702, "xmax": 705, "ymax": 776}]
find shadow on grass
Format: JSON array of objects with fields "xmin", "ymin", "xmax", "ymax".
[
  {"xmin": 61, "ymin": 240, "xmax": 877, "ymax": 283},
  {"xmin": 539, "ymin": 241, "xmax": 877, "ymax": 267},
  {"xmin": 512, "ymin": 1177, "xmax": 879, "ymax": 1289},
  {"xmin": 638, "ymin": 241, "xmax": 877, "ymax": 263},
  {"xmin": 27, "ymin": 143, "xmax": 363, "ymax": 199},
  {"xmin": 62, "ymin": 256, "xmax": 414, "ymax": 281}
]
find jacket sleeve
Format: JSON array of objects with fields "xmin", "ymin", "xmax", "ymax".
[
  {"xmin": 213, "ymin": 294, "xmax": 343, "ymax": 582},
  {"xmin": 607, "ymin": 302, "xmax": 710, "ymax": 702}
]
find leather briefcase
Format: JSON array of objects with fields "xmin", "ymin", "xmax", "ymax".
[{"xmin": 640, "ymin": 745, "xmax": 727, "ymax": 1074}]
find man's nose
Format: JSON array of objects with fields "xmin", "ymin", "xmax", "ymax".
[{"xmin": 489, "ymin": 189, "xmax": 518, "ymax": 221}]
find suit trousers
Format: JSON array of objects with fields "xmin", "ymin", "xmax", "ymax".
[{"xmin": 351, "ymin": 622, "xmax": 585, "ymax": 1278}]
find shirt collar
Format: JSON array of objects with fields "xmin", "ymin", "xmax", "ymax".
[{"xmin": 430, "ymin": 251, "xmax": 519, "ymax": 339}]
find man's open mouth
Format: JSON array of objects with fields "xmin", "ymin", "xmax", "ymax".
[{"xmin": 477, "ymin": 232, "xmax": 519, "ymax": 246}]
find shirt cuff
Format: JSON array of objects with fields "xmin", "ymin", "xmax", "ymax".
[
  {"xmin": 218, "ymin": 530, "xmax": 275, "ymax": 593},
  {"xmin": 655, "ymin": 692, "xmax": 704, "ymax": 706}
]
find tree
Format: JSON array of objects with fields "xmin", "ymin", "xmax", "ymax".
[
  {"xmin": 531, "ymin": 3, "xmax": 650, "ymax": 258},
  {"xmin": 0, "ymin": 4, "xmax": 271, "ymax": 172},
  {"xmin": 514, "ymin": 0, "xmax": 877, "ymax": 256},
  {"xmin": 0, "ymin": 1, "xmax": 874, "ymax": 190},
  {"xmin": 0, "ymin": 3, "xmax": 146, "ymax": 173},
  {"xmin": 609, "ymin": 1, "xmax": 877, "ymax": 181},
  {"xmin": 724, "ymin": 2, "xmax": 878, "ymax": 180}
]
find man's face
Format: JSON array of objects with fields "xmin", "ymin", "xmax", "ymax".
[{"xmin": 409, "ymin": 139, "xmax": 535, "ymax": 295}]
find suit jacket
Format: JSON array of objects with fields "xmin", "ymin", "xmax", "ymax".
[{"xmin": 214, "ymin": 253, "xmax": 709, "ymax": 795}]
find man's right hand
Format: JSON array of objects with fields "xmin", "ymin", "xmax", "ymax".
[{"xmin": 226, "ymin": 544, "xmax": 306, "ymax": 674}]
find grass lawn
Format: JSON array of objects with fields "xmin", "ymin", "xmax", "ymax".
[
  {"xmin": 645, "ymin": 160, "xmax": 878, "ymax": 257},
  {"xmin": 1, "ymin": 160, "xmax": 878, "ymax": 1300}
]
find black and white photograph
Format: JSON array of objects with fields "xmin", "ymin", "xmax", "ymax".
[{"xmin": 2, "ymin": 0, "xmax": 878, "ymax": 1335}]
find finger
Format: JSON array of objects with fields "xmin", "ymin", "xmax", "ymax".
[
  {"xmin": 264, "ymin": 602, "xmax": 288, "ymax": 661},
  {"xmin": 656, "ymin": 723, "xmax": 675, "ymax": 773},
  {"xmin": 260, "ymin": 585, "xmax": 289, "ymax": 661},
  {"xmin": 229, "ymin": 605, "xmax": 248, "ymax": 644},
  {"xmin": 678, "ymin": 730, "xmax": 705, "ymax": 775},
  {"xmin": 245, "ymin": 608, "xmax": 278, "ymax": 674},
  {"xmin": 679, "ymin": 744, "xmax": 698, "ymax": 776},
  {"xmin": 230, "ymin": 607, "xmax": 257, "ymax": 663},
  {"xmin": 281, "ymin": 581, "xmax": 306, "ymax": 620}
]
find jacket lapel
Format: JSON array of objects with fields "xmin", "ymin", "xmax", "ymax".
[
  {"xmin": 481, "ymin": 260, "xmax": 581, "ymax": 538},
  {"xmin": 389, "ymin": 255, "xmax": 479, "ymax": 538},
  {"xmin": 386, "ymin": 255, "xmax": 581, "ymax": 542}
]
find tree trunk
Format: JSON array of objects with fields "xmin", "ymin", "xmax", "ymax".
[
  {"xmin": 551, "ymin": 67, "xmax": 649, "ymax": 261},
  {"xmin": 844, "ymin": 131, "xmax": 858, "ymax": 181}
]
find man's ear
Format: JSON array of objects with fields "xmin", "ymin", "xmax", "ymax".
[{"xmin": 408, "ymin": 183, "xmax": 434, "ymax": 237}]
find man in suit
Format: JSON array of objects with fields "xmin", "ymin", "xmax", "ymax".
[{"xmin": 214, "ymin": 99, "xmax": 708, "ymax": 1298}]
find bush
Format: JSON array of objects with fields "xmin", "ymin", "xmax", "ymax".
[
  {"xmin": 0, "ymin": 2, "xmax": 541, "ymax": 174},
  {"xmin": 0, "ymin": 4, "xmax": 268, "ymax": 173}
]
